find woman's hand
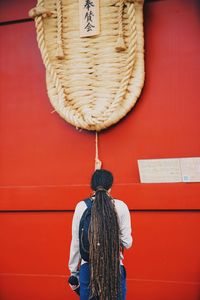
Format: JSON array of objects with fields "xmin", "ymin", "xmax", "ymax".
[{"xmin": 68, "ymin": 275, "xmax": 80, "ymax": 295}]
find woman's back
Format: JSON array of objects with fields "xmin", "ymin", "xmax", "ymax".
[{"xmin": 68, "ymin": 169, "xmax": 132, "ymax": 300}]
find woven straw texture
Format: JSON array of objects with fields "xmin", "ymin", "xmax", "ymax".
[{"xmin": 30, "ymin": 0, "xmax": 145, "ymax": 131}]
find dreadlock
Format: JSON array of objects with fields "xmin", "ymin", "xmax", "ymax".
[{"xmin": 89, "ymin": 169, "xmax": 121, "ymax": 300}]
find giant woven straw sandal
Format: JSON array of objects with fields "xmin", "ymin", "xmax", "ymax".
[{"xmin": 29, "ymin": 0, "xmax": 145, "ymax": 132}]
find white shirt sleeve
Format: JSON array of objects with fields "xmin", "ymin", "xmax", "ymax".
[
  {"xmin": 68, "ymin": 201, "xmax": 86, "ymax": 276},
  {"xmin": 118, "ymin": 202, "xmax": 133, "ymax": 249}
]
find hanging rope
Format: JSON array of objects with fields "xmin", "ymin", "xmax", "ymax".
[
  {"xmin": 95, "ymin": 132, "xmax": 102, "ymax": 170},
  {"xmin": 115, "ymin": 0, "xmax": 126, "ymax": 52},
  {"xmin": 55, "ymin": 0, "xmax": 64, "ymax": 59}
]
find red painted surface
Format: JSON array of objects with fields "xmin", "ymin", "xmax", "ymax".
[
  {"xmin": 0, "ymin": 0, "xmax": 36, "ymax": 22},
  {"xmin": 0, "ymin": 0, "xmax": 200, "ymax": 300}
]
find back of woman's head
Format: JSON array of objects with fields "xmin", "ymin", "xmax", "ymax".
[
  {"xmin": 89, "ymin": 169, "xmax": 121, "ymax": 300},
  {"xmin": 91, "ymin": 169, "xmax": 113, "ymax": 191}
]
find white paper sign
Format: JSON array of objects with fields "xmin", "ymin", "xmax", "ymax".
[
  {"xmin": 138, "ymin": 157, "xmax": 200, "ymax": 183},
  {"xmin": 138, "ymin": 158, "xmax": 182, "ymax": 183},
  {"xmin": 79, "ymin": 0, "xmax": 100, "ymax": 37}
]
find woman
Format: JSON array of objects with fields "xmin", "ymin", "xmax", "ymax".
[{"xmin": 68, "ymin": 169, "xmax": 132, "ymax": 299}]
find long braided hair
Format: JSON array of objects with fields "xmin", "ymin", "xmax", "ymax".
[{"xmin": 89, "ymin": 169, "xmax": 121, "ymax": 300}]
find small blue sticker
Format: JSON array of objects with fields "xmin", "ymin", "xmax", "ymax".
[{"xmin": 183, "ymin": 175, "xmax": 190, "ymax": 182}]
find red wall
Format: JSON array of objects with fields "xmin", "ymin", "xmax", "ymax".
[{"xmin": 0, "ymin": 0, "xmax": 200, "ymax": 299}]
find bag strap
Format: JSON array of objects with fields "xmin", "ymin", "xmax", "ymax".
[{"xmin": 84, "ymin": 198, "xmax": 93, "ymax": 209}]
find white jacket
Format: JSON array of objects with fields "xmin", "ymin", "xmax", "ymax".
[{"xmin": 68, "ymin": 198, "xmax": 133, "ymax": 276}]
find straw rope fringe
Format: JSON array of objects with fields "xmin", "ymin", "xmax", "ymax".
[
  {"xmin": 55, "ymin": 0, "xmax": 64, "ymax": 59},
  {"xmin": 115, "ymin": 0, "xmax": 126, "ymax": 52},
  {"xmin": 29, "ymin": 0, "xmax": 145, "ymax": 131},
  {"xmin": 104, "ymin": 2, "xmax": 137, "ymax": 119}
]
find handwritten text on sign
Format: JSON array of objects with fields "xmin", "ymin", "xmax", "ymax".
[
  {"xmin": 79, "ymin": 0, "xmax": 100, "ymax": 37},
  {"xmin": 138, "ymin": 157, "xmax": 200, "ymax": 183}
]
